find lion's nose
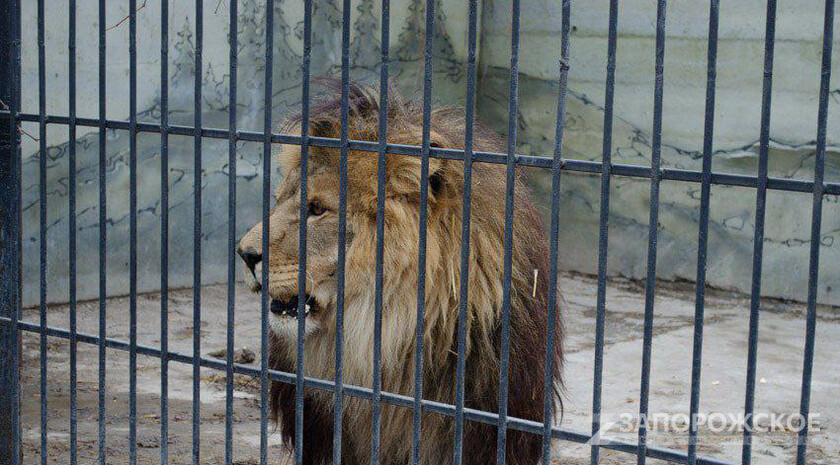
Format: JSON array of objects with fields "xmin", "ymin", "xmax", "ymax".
[{"xmin": 237, "ymin": 247, "xmax": 262, "ymax": 272}]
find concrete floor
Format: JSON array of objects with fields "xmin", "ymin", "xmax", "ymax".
[{"xmin": 17, "ymin": 274, "xmax": 840, "ymax": 464}]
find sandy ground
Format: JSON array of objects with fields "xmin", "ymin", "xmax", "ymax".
[{"xmin": 16, "ymin": 274, "xmax": 840, "ymax": 464}]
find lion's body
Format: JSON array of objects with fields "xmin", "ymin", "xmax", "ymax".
[{"xmin": 239, "ymin": 81, "xmax": 562, "ymax": 465}]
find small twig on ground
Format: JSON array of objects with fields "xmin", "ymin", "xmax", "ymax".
[
  {"xmin": 215, "ymin": 0, "xmax": 226, "ymax": 15},
  {"xmin": 106, "ymin": 0, "xmax": 148, "ymax": 32}
]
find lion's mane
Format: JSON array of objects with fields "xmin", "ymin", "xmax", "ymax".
[{"xmin": 268, "ymin": 80, "xmax": 563, "ymax": 465}]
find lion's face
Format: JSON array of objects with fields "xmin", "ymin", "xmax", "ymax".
[
  {"xmin": 237, "ymin": 143, "xmax": 347, "ymax": 340},
  {"xmin": 237, "ymin": 94, "xmax": 451, "ymax": 345}
]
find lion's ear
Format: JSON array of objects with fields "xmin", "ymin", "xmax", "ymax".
[
  {"xmin": 311, "ymin": 119, "xmax": 334, "ymax": 137},
  {"xmin": 347, "ymin": 82, "xmax": 380, "ymax": 120},
  {"xmin": 428, "ymin": 142, "xmax": 445, "ymax": 198},
  {"xmin": 426, "ymin": 138, "xmax": 464, "ymax": 205}
]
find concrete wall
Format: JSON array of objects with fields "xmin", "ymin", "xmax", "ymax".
[
  {"xmin": 478, "ymin": 0, "xmax": 840, "ymax": 304},
  {"xmin": 18, "ymin": 0, "xmax": 473, "ymax": 305},
  {"xmin": 16, "ymin": 0, "xmax": 839, "ymax": 306}
]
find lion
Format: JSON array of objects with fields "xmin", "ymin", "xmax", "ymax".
[{"xmin": 237, "ymin": 80, "xmax": 563, "ymax": 465}]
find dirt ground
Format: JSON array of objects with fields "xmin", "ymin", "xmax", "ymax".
[{"xmin": 16, "ymin": 274, "xmax": 840, "ymax": 464}]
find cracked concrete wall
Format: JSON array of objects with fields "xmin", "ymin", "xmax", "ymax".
[
  {"xmin": 16, "ymin": 0, "xmax": 839, "ymax": 306},
  {"xmin": 17, "ymin": 0, "xmax": 474, "ymax": 306},
  {"xmin": 478, "ymin": 0, "xmax": 840, "ymax": 304}
]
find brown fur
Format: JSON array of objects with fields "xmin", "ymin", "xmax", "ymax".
[{"xmin": 238, "ymin": 80, "xmax": 563, "ymax": 465}]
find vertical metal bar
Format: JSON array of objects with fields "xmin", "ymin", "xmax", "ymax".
[
  {"xmin": 37, "ymin": 0, "xmax": 49, "ymax": 461},
  {"xmin": 333, "ymin": 0, "xmax": 351, "ymax": 456},
  {"xmin": 542, "ymin": 1, "xmax": 571, "ymax": 464},
  {"xmin": 636, "ymin": 2, "xmax": 667, "ymax": 464},
  {"xmin": 0, "ymin": 0, "xmax": 22, "ymax": 461},
  {"xmin": 412, "ymin": 1, "xmax": 436, "ymax": 463},
  {"xmin": 796, "ymin": 1, "xmax": 834, "ymax": 463},
  {"xmin": 686, "ymin": 0, "xmax": 719, "ymax": 464},
  {"xmin": 192, "ymin": 1, "xmax": 203, "ymax": 463},
  {"xmin": 129, "ymin": 0, "xmax": 139, "ymax": 462},
  {"xmin": 496, "ymin": 0, "xmax": 521, "ymax": 462},
  {"xmin": 369, "ymin": 0, "xmax": 387, "ymax": 461},
  {"xmin": 97, "ymin": 0, "xmax": 108, "ymax": 463},
  {"xmin": 296, "ymin": 1, "xmax": 313, "ymax": 463},
  {"xmin": 590, "ymin": 0, "xmax": 619, "ymax": 461},
  {"xmin": 737, "ymin": 1, "xmax": 776, "ymax": 464},
  {"xmin": 260, "ymin": 2, "xmax": 274, "ymax": 465},
  {"xmin": 159, "ymin": 1, "xmax": 170, "ymax": 463},
  {"xmin": 225, "ymin": 1, "xmax": 238, "ymax": 464},
  {"xmin": 452, "ymin": 0, "xmax": 478, "ymax": 463},
  {"xmin": 68, "ymin": 0, "xmax": 78, "ymax": 462}
]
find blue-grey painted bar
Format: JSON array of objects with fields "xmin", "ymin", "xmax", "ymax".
[
  {"xmin": 333, "ymin": 0, "xmax": 354, "ymax": 460},
  {"xmin": 542, "ymin": 1, "xmax": 572, "ymax": 464},
  {"xmin": 590, "ymin": 0, "xmax": 619, "ymax": 463},
  {"xmin": 737, "ymin": 1, "xmax": 777, "ymax": 464},
  {"xmin": 225, "ymin": 2, "xmax": 238, "ymax": 464},
  {"xmin": 0, "ymin": 0, "xmax": 22, "ymax": 462},
  {"xmin": 159, "ymin": 1, "xmax": 171, "ymax": 463},
  {"xmin": 260, "ymin": 2, "xmax": 274, "ymax": 465},
  {"xmin": 636, "ymin": 1, "xmax": 666, "ymax": 463},
  {"xmin": 296, "ymin": 1, "xmax": 313, "ymax": 464},
  {"xmin": 687, "ymin": 0, "xmax": 719, "ymax": 463},
  {"xmin": 67, "ymin": 1, "xmax": 78, "ymax": 462},
  {"xmin": 128, "ymin": 0, "xmax": 139, "ymax": 463},
  {"xmin": 453, "ymin": 0, "xmax": 479, "ymax": 463},
  {"xmin": 796, "ymin": 1, "xmax": 834, "ymax": 463},
  {"xmin": 497, "ymin": 1, "xmax": 522, "ymax": 462},
  {"xmin": 369, "ymin": 0, "xmax": 388, "ymax": 461},
  {"xmin": 192, "ymin": 1, "xmax": 203, "ymax": 463},
  {"xmin": 97, "ymin": 0, "xmax": 108, "ymax": 463},
  {"xmin": 37, "ymin": 0, "xmax": 49, "ymax": 461},
  {"xmin": 412, "ymin": 1, "xmax": 436, "ymax": 463}
]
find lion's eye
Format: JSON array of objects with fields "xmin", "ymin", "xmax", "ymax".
[{"xmin": 308, "ymin": 202, "xmax": 327, "ymax": 217}]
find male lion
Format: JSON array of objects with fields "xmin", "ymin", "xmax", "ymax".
[{"xmin": 237, "ymin": 81, "xmax": 563, "ymax": 465}]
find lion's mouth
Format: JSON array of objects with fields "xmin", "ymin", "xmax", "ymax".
[{"xmin": 270, "ymin": 294, "xmax": 314, "ymax": 318}]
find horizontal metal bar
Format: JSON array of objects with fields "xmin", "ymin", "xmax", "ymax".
[
  {"xmin": 7, "ymin": 317, "xmax": 734, "ymax": 465},
  {"xmin": 8, "ymin": 111, "xmax": 839, "ymax": 196}
]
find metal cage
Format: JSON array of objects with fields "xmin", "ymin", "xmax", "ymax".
[{"xmin": 0, "ymin": 0, "xmax": 836, "ymax": 464}]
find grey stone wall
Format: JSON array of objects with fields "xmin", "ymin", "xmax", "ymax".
[
  {"xmin": 18, "ymin": 0, "xmax": 473, "ymax": 305},
  {"xmin": 16, "ymin": 0, "xmax": 839, "ymax": 306},
  {"xmin": 478, "ymin": 0, "xmax": 840, "ymax": 305}
]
